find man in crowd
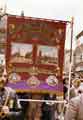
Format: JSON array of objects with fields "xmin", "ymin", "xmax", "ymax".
[
  {"xmin": 0, "ymin": 73, "xmax": 22, "ymax": 120},
  {"xmin": 41, "ymin": 93, "xmax": 58, "ymax": 120},
  {"xmin": 65, "ymin": 93, "xmax": 83, "ymax": 120},
  {"xmin": 69, "ymin": 78, "xmax": 81, "ymax": 99}
]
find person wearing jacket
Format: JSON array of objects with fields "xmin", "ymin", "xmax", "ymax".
[
  {"xmin": 65, "ymin": 93, "xmax": 83, "ymax": 120},
  {"xmin": 0, "ymin": 76, "xmax": 22, "ymax": 120}
]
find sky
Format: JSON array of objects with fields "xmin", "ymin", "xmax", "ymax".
[{"xmin": 0, "ymin": 0, "xmax": 83, "ymax": 49}]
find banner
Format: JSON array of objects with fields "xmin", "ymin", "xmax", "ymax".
[{"xmin": 6, "ymin": 15, "xmax": 67, "ymax": 96}]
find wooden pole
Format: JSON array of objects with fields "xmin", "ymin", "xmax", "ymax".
[
  {"xmin": 68, "ymin": 17, "xmax": 74, "ymax": 102},
  {"xmin": 70, "ymin": 17, "xmax": 74, "ymax": 63}
]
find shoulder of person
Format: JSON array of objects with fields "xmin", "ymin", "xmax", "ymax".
[
  {"xmin": 70, "ymin": 87, "xmax": 74, "ymax": 90},
  {"xmin": 5, "ymin": 87, "xmax": 16, "ymax": 97},
  {"xmin": 79, "ymin": 93, "xmax": 83, "ymax": 103},
  {"xmin": 70, "ymin": 87, "xmax": 74, "ymax": 93},
  {"xmin": 69, "ymin": 94, "xmax": 83, "ymax": 108}
]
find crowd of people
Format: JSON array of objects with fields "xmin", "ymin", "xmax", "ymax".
[
  {"xmin": 64, "ymin": 77, "xmax": 83, "ymax": 120},
  {"xmin": 0, "ymin": 65, "xmax": 83, "ymax": 120},
  {"xmin": 0, "ymin": 69, "xmax": 22, "ymax": 120}
]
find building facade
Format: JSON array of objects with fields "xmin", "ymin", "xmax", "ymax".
[
  {"xmin": 64, "ymin": 50, "xmax": 70, "ymax": 75},
  {"xmin": 73, "ymin": 44, "xmax": 83, "ymax": 78},
  {"xmin": 0, "ymin": 9, "xmax": 7, "ymax": 65},
  {"xmin": 73, "ymin": 31, "xmax": 83, "ymax": 78}
]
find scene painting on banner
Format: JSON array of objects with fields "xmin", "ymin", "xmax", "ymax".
[
  {"xmin": 37, "ymin": 45, "xmax": 58, "ymax": 65},
  {"xmin": 10, "ymin": 43, "xmax": 33, "ymax": 64}
]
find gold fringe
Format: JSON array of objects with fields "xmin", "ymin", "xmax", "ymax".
[{"xmin": 16, "ymin": 89, "xmax": 63, "ymax": 96}]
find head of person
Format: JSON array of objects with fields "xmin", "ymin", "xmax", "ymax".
[
  {"xmin": 72, "ymin": 78, "xmax": 81, "ymax": 88},
  {"xmin": 49, "ymin": 93, "xmax": 54, "ymax": 97},
  {"xmin": 0, "ymin": 77, "xmax": 6, "ymax": 90},
  {"xmin": 63, "ymin": 77, "xmax": 69, "ymax": 85}
]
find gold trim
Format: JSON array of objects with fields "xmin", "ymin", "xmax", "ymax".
[{"xmin": 15, "ymin": 89, "xmax": 63, "ymax": 96}]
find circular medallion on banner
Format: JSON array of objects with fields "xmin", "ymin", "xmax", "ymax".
[
  {"xmin": 27, "ymin": 76, "xmax": 40, "ymax": 88},
  {"xmin": 46, "ymin": 75, "xmax": 58, "ymax": 86},
  {"xmin": 8, "ymin": 72, "xmax": 21, "ymax": 83}
]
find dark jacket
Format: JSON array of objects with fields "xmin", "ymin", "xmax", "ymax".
[{"xmin": 0, "ymin": 87, "xmax": 22, "ymax": 120}]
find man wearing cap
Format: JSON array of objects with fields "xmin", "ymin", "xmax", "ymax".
[{"xmin": 0, "ymin": 76, "xmax": 22, "ymax": 120}]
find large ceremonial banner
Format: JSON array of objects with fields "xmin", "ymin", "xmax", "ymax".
[{"xmin": 6, "ymin": 15, "xmax": 67, "ymax": 96}]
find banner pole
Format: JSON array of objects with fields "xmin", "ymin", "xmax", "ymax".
[{"xmin": 67, "ymin": 17, "xmax": 74, "ymax": 102}]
